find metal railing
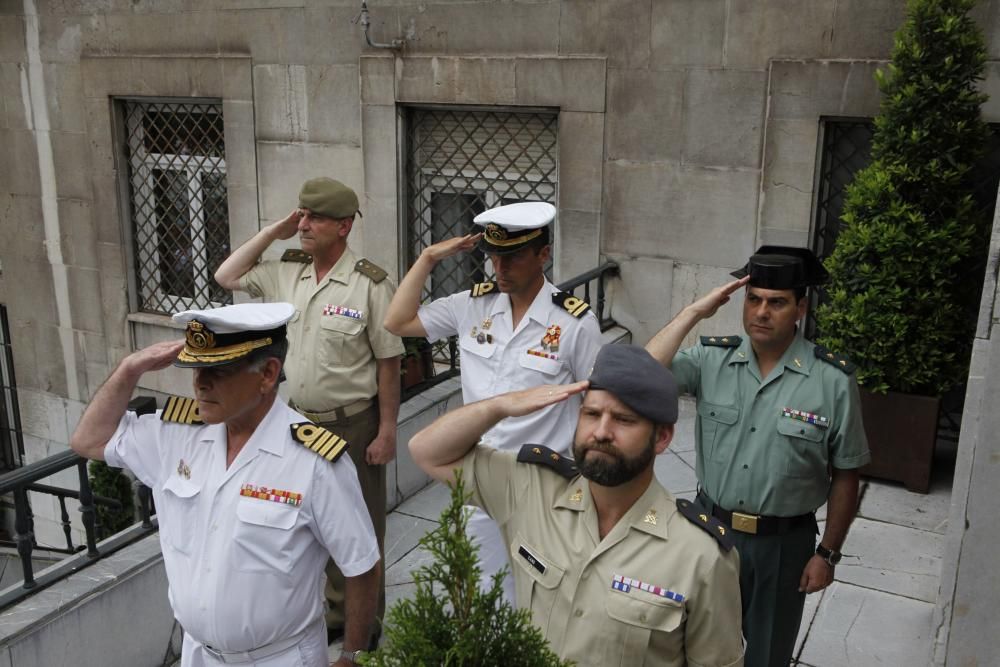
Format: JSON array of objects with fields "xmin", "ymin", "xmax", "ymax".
[
  {"xmin": 401, "ymin": 261, "xmax": 621, "ymax": 401},
  {"xmin": 0, "ymin": 398, "xmax": 158, "ymax": 610}
]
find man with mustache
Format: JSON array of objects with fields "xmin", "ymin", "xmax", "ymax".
[
  {"xmin": 645, "ymin": 246, "xmax": 870, "ymax": 667},
  {"xmin": 69, "ymin": 303, "xmax": 380, "ymax": 666},
  {"xmin": 384, "ymin": 201, "xmax": 602, "ymax": 603},
  {"xmin": 215, "ymin": 178, "xmax": 404, "ymax": 646},
  {"xmin": 408, "ymin": 344, "xmax": 744, "ymax": 667}
]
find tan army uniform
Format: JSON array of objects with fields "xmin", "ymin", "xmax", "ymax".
[{"xmin": 460, "ymin": 445, "xmax": 745, "ymax": 667}]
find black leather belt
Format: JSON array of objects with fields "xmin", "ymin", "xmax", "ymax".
[{"xmin": 697, "ymin": 492, "xmax": 815, "ymax": 536}]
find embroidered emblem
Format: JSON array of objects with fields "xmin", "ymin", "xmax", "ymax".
[
  {"xmin": 781, "ymin": 407, "xmax": 829, "ymax": 428},
  {"xmin": 185, "ymin": 320, "xmax": 215, "ymax": 350},
  {"xmin": 290, "ymin": 422, "xmax": 349, "ymax": 463},
  {"xmin": 550, "ymin": 452, "xmax": 560, "ymax": 461},
  {"xmin": 794, "ymin": 358, "xmax": 802, "ymax": 368},
  {"xmin": 540, "ymin": 324, "xmax": 562, "ymax": 352},
  {"xmin": 570, "ymin": 488, "xmax": 583, "ymax": 503},
  {"xmin": 699, "ymin": 513, "xmax": 709, "ymax": 523},
  {"xmin": 240, "ymin": 484, "xmax": 303, "ymax": 506},
  {"xmin": 644, "ymin": 509, "xmax": 658, "ymax": 526},
  {"xmin": 323, "ymin": 304, "xmax": 364, "ymax": 320},
  {"xmin": 177, "ymin": 459, "xmax": 191, "ymax": 479},
  {"xmin": 532, "ymin": 447, "xmax": 542, "ymax": 455},
  {"xmin": 611, "ymin": 574, "xmax": 685, "ymax": 603},
  {"xmin": 484, "ymin": 223, "xmax": 508, "ymax": 242}
]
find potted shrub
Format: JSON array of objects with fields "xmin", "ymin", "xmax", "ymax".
[
  {"xmin": 363, "ymin": 474, "xmax": 571, "ymax": 666},
  {"xmin": 815, "ymin": 0, "xmax": 992, "ymax": 492}
]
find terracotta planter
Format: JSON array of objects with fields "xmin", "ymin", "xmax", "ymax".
[{"xmin": 858, "ymin": 388, "xmax": 940, "ymax": 494}]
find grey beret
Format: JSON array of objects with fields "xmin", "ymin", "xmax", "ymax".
[
  {"xmin": 298, "ymin": 177, "xmax": 361, "ymax": 220},
  {"xmin": 587, "ymin": 344, "xmax": 679, "ymax": 424}
]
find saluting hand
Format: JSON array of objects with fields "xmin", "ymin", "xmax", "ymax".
[
  {"xmin": 122, "ymin": 340, "xmax": 185, "ymax": 376},
  {"xmin": 271, "ymin": 208, "xmax": 304, "ymax": 240},
  {"xmin": 495, "ymin": 381, "xmax": 590, "ymax": 419},
  {"xmin": 687, "ymin": 276, "xmax": 750, "ymax": 321},
  {"xmin": 421, "ymin": 233, "xmax": 484, "ymax": 263}
]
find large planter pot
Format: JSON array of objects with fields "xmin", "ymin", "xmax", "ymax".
[{"xmin": 858, "ymin": 388, "xmax": 940, "ymax": 494}]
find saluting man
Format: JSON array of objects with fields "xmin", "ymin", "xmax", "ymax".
[
  {"xmin": 69, "ymin": 303, "xmax": 380, "ymax": 667},
  {"xmin": 215, "ymin": 178, "xmax": 404, "ymax": 643},
  {"xmin": 408, "ymin": 344, "xmax": 745, "ymax": 667},
  {"xmin": 645, "ymin": 246, "xmax": 871, "ymax": 667},
  {"xmin": 383, "ymin": 201, "xmax": 603, "ymax": 601}
]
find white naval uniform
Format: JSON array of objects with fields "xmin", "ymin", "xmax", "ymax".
[
  {"xmin": 417, "ymin": 277, "xmax": 602, "ymax": 600},
  {"xmin": 104, "ymin": 399, "xmax": 379, "ymax": 667}
]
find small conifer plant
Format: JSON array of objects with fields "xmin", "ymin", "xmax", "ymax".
[
  {"xmin": 363, "ymin": 474, "xmax": 573, "ymax": 667},
  {"xmin": 89, "ymin": 460, "xmax": 136, "ymax": 539}
]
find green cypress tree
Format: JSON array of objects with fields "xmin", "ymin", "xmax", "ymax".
[
  {"xmin": 363, "ymin": 475, "xmax": 573, "ymax": 667},
  {"xmin": 89, "ymin": 460, "xmax": 136, "ymax": 539},
  {"xmin": 816, "ymin": 0, "xmax": 991, "ymax": 395}
]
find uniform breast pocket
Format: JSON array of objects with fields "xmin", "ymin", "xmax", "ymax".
[
  {"xmin": 458, "ymin": 333, "xmax": 497, "ymax": 361},
  {"xmin": 519, "ymin": 352, "xmax": 564, "ymax": 377},
  {"xmin": 604, "ymin": 591, "xmax": 684, "ymax": 667},
  {"xmin": 233, "ymin": 499, "xmax": 301, "ymax": 575},
  {"xmin": 510, "ymin": 538, "xmax": 565, "ymax": 630},
  {"xmin": 777, "ymin": 418, "xmax": 828, "ymax": 479},
  {"xmin": 159, "ymin": 476, "xmax": 202, "ymax": 556},
  {"xmin": 697, "ymin": 401, "xmax": 740, "ymax": 464},
  {"xmin": 319, "ymin": 315, "xmax": 366, "ymax": 366}
]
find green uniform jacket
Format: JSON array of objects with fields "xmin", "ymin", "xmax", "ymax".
[{"xmin": 672, "ymin": 335, "xmax": 870, "ymax": 516}]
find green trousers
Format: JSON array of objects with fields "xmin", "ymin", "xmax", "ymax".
[{"xmin": 319, "ymin": 405, "xmax": 386, "ymax": 636}]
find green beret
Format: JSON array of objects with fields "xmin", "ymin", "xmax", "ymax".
[{"xmin": 298, "ymin": 178, "xmax": 361, "ymax": 220}]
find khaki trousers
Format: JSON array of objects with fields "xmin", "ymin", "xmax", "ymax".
[{"xmin": 319, "ymin": 404, "xmax": 386, "ymax": 635}]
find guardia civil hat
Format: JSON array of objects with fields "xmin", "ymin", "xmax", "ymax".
[
  {"xmin": 298, "ymin": 177, "xmax": 362, "ymax": 220},
  {"xmin": 473, "ymin": 202, "xmax": 555, "ymax": 255},
  {"xmin": 588, "ymin": 344, "xmax": 679, "ymax": 425},
  {"xmin": 172, "ymin": 303, "xmax": 295, "ymax": 368},
  {"xmin": 730, "ymin": 245, "xmax": 828, "ymax": 290}
]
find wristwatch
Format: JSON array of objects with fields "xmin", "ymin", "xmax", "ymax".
[
  {"xmin": 340, "ymin": 649, "xmax": 364, "ymax": 665},
  {"xmin": 816, "ymin": 543, "xmax": 842, "ymax": 566}
]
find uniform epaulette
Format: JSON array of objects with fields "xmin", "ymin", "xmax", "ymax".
[
  {"xmin": 290, "ymin": 422, "xmax": 349, "ymax": 463},
  {"xmin": 516, "ymin": 444, "xmax": 579, "ymax": 480},
  {"xmin": 700, "ymin": 335, "xmax": 741, "ymax": 347},
  {"xmin": 551, "ymin": 290, "xmax": 591, "ymax": 318},
  {"xmin": 354, "ymin": 258, "xmax": 387, "ymax": 283},
  {"xmin": 676, "ymin": 499, "xmax": 734, "ymax": 552},
  {"xmin": 471, "ymin": 281, "xmax": 496, "ymax": 298},
  {"xmin": 280, "ymin": 249, "xmax": 312, "ymax": 264},
  {"xmin": 814, "ymin": 345, "xmax": 857, "ymax": 374},
  {"xmin": 160, "ymin": 396, "xmax": 204, "ymax": 425}
]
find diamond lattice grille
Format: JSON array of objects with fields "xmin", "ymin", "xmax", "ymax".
[
  {"xmin": 121, "ymin": 99, "xmax": 231, "ymax": 314},
  {"xmin": 405, "ymin": 107, "xmax": 558, "ymax": 301}
]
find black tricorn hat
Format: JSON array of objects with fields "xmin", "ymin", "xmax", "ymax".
[{"xmin": 730, "ymin": 246, "xmax": 828, "ymax": 290}]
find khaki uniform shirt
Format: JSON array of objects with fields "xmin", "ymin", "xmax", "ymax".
[
  {"xmin": 460, "ymin": 446, "xmax": 745, "ymax": 667},
  {"xmin": 240, "ymin": 247, "xmax": 404, "ymax": 411},
  {"xmin": 672, "ymin": 334, "xmax": 870, "ymax": 516}
]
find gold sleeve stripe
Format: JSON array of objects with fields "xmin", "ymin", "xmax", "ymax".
[{"xmin": 310, "ymin": 429, "xmax": 333, "ymax": 454}]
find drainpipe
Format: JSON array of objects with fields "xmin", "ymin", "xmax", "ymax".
[{"xmin": 360, "ymin": 0, "xmax": 405, "ymax": 50}]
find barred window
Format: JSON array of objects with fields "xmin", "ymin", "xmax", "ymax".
[
  {"xmin": 404, "ymin": 106, "xmax": 558, "ymax": 301},
  {"xmin": 0, "ymin": 305, "xmax": 23, "ymax": 472},
  {"xmin": 119, "ymin": 99, "xmax": 231, "ymax": 314}
]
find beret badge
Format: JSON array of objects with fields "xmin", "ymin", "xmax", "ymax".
[
  {"xmin": 186, "ymin": 321, "xmax": 216, "ymax": 350},
  {"xmin": 484, "ymin": 223, "xmax": 508, "ymax": 242}
]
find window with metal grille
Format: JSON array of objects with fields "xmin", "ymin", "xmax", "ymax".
[
  {"xmin": 119, "ymin": 98, "xmax": 231, "ymax": 314},
  {"xmin": 404, "ymin": 106, "xmax": 558, "ymax": 301},
  {"xmin": 0, "ymin": 305, "xmax": 24, "ymax": 472}
]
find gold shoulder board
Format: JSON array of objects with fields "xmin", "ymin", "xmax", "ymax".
[
  {"xmin": 471, "ymin": 281, "xmax": 496, "ymax": 298},
  {"xmin": 281, "ymin": 249, "xmax": 313, "ymax": 264},
  {"xmin": 290, "ymin": 422, "xmax": 349, "ymax": 463},
  {"xmin": 551, "ymin": 291, "xmax": 591, "ymax": 318},
  {"xmin": 355, "ymin": 259, "xmax": 388, "ymax": 283},
  {"xmin": 160, "ymin": 396, "xmax": 204, "ymax": 425},
  {"xmin": 676, "ymin": 499, "xmax": 734, "ymax": 552}
]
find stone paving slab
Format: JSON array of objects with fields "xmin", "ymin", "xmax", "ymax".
[
  {"xmin": 859, "ymin": 478, "xmax": 950, "ymax": 534},
  {"xmin": 654, "ymin": 450, "xmax": 699, "ymax": 495},
  {"xmin": 837, "ymin": 517, "xmax": 943, "ymax": 602},
  {"xmin": 795, "ymin": 581, "xmax": 934, "ymax": 667},
  {"xmin": 385, "ymin": 546, "xmax": 436, "ymax": 588},
  {"xmin": 393, "ymin": 482, "xmax": 451, "ymax": 522},
  {"xmin": 384, "ymin": 512, "xmax": 438, "ymax": 570},
  {"xmin": 794, "ymin": 587, "xmax": 824, "ymax": 658}
]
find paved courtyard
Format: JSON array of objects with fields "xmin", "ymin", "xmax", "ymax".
[{"xmin": 339, "ymin": 397, "xmax": 954, "ymax": 666}]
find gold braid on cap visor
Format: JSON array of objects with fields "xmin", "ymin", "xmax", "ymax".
[
  {"xmin": 482, "ymin": 227, "xmax": 543, "ymax": 247},
  {"xmin": 176, "ymin": 337, "xmax": 273, "ymax": 364}
]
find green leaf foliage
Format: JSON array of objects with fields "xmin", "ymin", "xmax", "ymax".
[
  {"xmin": 88, "ymin": 460, "xmax": 136, "ymax": 539},
  {"xmin": 815, "ymin": 0, "xmax": 991, "ymax": 396},
  {"xmin": 363, "ymin": 474, "xmax": 573, "ymax": 667}
]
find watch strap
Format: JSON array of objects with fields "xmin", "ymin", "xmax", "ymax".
[
  {"xmin": 340, "ymin": 649, "xmax": 364, "ymax": 664},
  {"xmin": 816, "ymin": 543, "xmax": 842, "ymax": 565}
]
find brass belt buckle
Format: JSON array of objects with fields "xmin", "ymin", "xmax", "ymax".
[{"xmin": 731, "ymin": 511, "xmax": 759, "ymax": 534}]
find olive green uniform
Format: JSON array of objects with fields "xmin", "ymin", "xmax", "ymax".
[
  {"xmin": 672, "ymin": 333, "xmax": 869, "ymax": 667},
  {"xmin": 459, "ymin": 445, "xmax": 745, "ymax": 667},
  {"xmin": 240, "ymin": 246, "xmax": 404, "ymax": 632}
]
